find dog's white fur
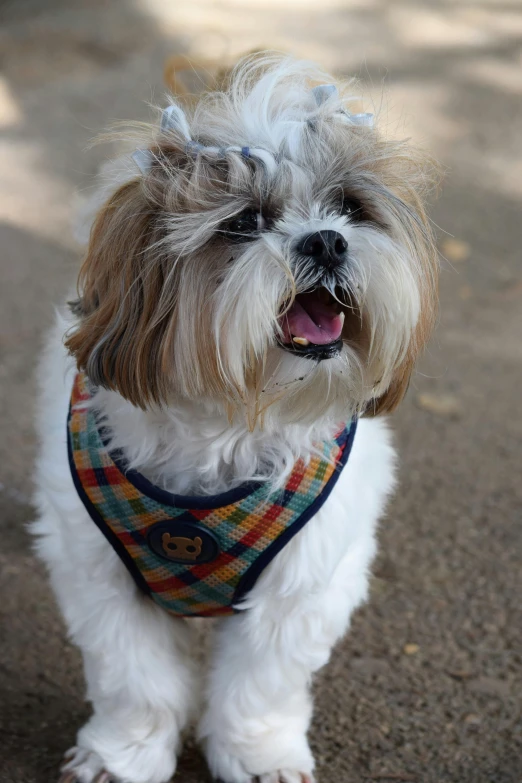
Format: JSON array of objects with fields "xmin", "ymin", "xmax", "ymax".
[{"xmin": 32, "ymin": 56, "xmax": 437, "ymax": 783}]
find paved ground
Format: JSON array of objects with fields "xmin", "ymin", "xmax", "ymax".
[{"xmin": 1, "ymin": 1, "xmax": 521, "ymax": 781}]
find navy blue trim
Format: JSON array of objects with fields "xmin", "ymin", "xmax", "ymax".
[
  {"xmin": 93, "ymin": 408, "xmax": 264, "ymax": 510},
  {"xmin": 231, "ymin": 419, "xmax": 358, "ymax": 608},
  {"xmin": 110, "ymin": 451, "xmax": 263, "ymax": 510},
  {"xmin": 67, "ymin": 406, "xmax": 152, "ymax": 598}
]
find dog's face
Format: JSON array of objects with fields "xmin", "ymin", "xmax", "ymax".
[{"xmin": 67, "ymin": 56, "xmax": 438, "ymax": 427}]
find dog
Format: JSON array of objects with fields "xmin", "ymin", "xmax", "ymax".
[{"xmin": 32, "ymin": 54, "xmax": 438, "ymax": 783}]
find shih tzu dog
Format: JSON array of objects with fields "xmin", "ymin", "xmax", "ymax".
[{"xmin": 32, "ymin": 55, "xmax": 438, "ymax": 783}]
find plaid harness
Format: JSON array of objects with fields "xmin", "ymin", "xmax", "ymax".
[{"xmin": 68, "ymin": 373, "xmax": 357, "ymax": 617}]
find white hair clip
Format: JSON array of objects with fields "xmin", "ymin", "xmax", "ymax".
[
  {"xmin": 337, "ymin": 111, "xmax": 375, "ymax": 128},
  {"xmin": 160, "ymin": 104, "xmax": 191, "ymax": 140},
  {"xmin": 132, "ymin": 148, "xmax": 155, "ymax": 174},
  {"xmin": 132, "ymin": 103, "xmax": 193, "ymax": 174},
  {"xmin": 311, "ymin": 84, "xmax": 338, "ymax": 106},
  {"xmin": 311, "ymin": 84, "xmax": 374, "ymax": 128},
  {"xmin": 350, "ymin": 112, "xmax": 374, "ymax": 128}
]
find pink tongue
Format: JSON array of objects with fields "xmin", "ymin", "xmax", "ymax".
[{"xmin": 279, "ymin": 293, "xmax": 344, "ymax": 346}]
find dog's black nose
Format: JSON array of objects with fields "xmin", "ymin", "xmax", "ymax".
[{"xmin": 296, "ymin": 230, "xmax": 348, "ymax": 269}]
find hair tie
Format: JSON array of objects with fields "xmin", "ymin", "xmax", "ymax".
[{"xmin": 185, "ymin": 141, "xmax": 204, "ymax": 158}]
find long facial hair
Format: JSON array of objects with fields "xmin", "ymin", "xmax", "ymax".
[{"xmin": 66, "ymin": 55, "xmax": 439, "ymax": 435}]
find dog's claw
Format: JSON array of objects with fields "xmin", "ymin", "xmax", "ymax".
[{"xmin": 58, "ymin": 747, "xmax": 118, "ymax": 783}]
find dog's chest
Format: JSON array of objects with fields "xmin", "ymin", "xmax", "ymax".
[{"xmin": 68, "ymin": 372, "xmax": 357, "ymax": 618}]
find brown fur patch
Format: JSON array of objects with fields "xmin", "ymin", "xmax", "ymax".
[{"xmin": 65, "ymin": 179, "xmax": 172, "ymax": 408}]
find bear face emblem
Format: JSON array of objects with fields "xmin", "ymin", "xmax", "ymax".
[
  {"xmin": 161, "ymin": 533, "xmax": 203, "ymax": 561},
  {"xmin": 148, "ymin": 520, "xmax": 219, "ymax": 565}
]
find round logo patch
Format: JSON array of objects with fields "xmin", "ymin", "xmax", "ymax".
[{"xmin": 147, "ymin": 518, "xmax": 220, "ymax": 565}]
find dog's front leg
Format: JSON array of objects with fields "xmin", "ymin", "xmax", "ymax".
[
  {"xmin": 51, "ymin": 562, "xmax": 199, "ymax": 783},
  {"xmin": 198, "ymin": 533, "xmax": 373, "ymax": 783}
]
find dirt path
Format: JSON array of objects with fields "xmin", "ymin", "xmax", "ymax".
[{"xmin": 1, "ymin": 1, "xmax": 521, "ymax": 781}]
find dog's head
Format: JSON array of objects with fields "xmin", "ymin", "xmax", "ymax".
[{"xmin": 67, "ymin": 55, "xmax": 438, "ymax": 427}]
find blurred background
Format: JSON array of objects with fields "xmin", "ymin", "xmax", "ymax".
[{"xmin": 0, "ymin": 1, "xmax": 521, "ymax": 782}]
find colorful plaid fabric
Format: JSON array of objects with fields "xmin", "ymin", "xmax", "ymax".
[{"xmin": 68, "ymin": 372, "xmax": 356, "ymax": 617}]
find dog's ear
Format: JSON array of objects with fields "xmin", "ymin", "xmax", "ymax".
[
  {"xmin": 368, "ymin": 155, "xmax": 440, "ymax": 417},
  {"xmin": 369, "ymin": 355, "xmax": 414, "ymax": 415},
  {"xmin": 369, "ymin": 286, "xmax": 436, "ymax": 415},
  {"xmin": 65, "ymin": 177, "xmax": 172, "ymax": 409}
]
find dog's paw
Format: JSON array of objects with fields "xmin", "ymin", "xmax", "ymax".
[
  {"xmin": 59, "ymin": 772, "xmax": 116, "ymax": 783},
  {"xmin": 202, "ymin": 704, "xmax": 315, "ymax": 783},
  {"xmin": 58, "ymin": 747, "xmax": 117, "ymax": 783},
  {"xmin": 58, "ymin": 733, "xmax": 177, "ymax": 783},
  {"xmin": 207, "ymin": 738, "xmax": 315, "ymax": 783},
  {"xmin": 255, "ymin": 771, "xmax": 315, "ymax": 783},
  {"xmin": 215, "ymin": 771, "xmax": 314, "ymax": 783}
]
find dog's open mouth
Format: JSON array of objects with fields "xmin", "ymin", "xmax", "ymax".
[{"xmin": 277, "ymin": 287, "xmax": 345, "ymax": 360}]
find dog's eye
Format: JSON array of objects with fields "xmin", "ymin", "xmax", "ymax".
[
  {"xmin": 341, "ymin": 196, "xmax": 364, "ymax": 221},
  {"xmin": 220, "ymin": 208, "xmax": 266, "ymax": 242}
]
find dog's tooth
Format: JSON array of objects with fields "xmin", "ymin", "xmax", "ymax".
[
  {"xmin": 339, "ymin": 311, "xmax": 345, "ymax": 324},
  {"xmin": 293, "ymin": 337, "xmax": 310, "ymax": 346}
]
